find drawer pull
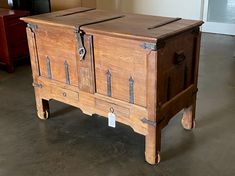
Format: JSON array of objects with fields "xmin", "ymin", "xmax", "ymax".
[
  {"xmin": 63, "ymin": 92, "xmax": 67, "ymax": 97},
  {"xmin": 110, "ymin": 107, "xmax": 114, "ymax": 113},
  {"xmin": 174, "ymin": 52, "xmax": 186, "ymax": 65}
]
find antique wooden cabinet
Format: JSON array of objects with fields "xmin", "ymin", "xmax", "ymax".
[
  {"xmin": 21, "ymin": 7, "xmax": 203, "ymax": 165},
  {"xmin": 0, "ymin": 8, "xmax": 29, "ymax": 72}
]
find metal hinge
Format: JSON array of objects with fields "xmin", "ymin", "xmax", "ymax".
[
  {"xmin": 27, "ymin": 23, "xmax": 38, "ymax": 31},
  {"xmin": 140, "ymin": 40, "xmax": 165, "ymax": 51},
  {"xmin": 140, "ymin": 42, "xmax": 157, "ymax": 50},
  {"xmin": 32, "ymin": 82, "xmax": 43, "ymax": 88},
  {"xmin": 141, "ymin": 118, "xmax": 157, "ymax": 127},
  {"xmin": 75, "ymin": 29, "xmax": 86, "ymax": 61}
]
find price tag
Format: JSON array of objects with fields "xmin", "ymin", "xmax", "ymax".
[{"xmin": 108, "ymin": 109, "xmax": 116, "ymax": 128}]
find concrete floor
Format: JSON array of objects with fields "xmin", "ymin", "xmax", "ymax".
[{"xmin": 0, "ymin": 33, "xmax": 234, "ymax": 176}]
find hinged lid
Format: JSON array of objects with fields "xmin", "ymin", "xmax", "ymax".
[{"xmin": 21, "ymin": 7, "xmax": 203, "ymax": 43}]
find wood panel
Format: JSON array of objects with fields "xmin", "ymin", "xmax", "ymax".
[{"xmin": 93, "ymin": 34, "xmax": 148, "ymax": 107}]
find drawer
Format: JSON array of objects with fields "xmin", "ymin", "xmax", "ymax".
[
  {"xmin": 39, "ymin": 83, "xmax": 79, "ymax": 102},
  {"xmin": 95, "ymin": 98, "xmax": 130, "ymax": 119},
  {"xmin": 50, "ymin": 86, "xmax": 79, "ymax": 102}
]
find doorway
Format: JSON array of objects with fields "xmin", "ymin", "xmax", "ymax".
[{"xmin": 202, "ymin": 0, "xmax": 235, "ymax": 35}]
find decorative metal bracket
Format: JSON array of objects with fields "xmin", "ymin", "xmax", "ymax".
[
  {"xmin": 46, "ymin": 56, "xmax": 52, "ymax": 79},
  {"xmin": 140, "ymin": 40, "xmax": 166, "ymax": 51},
  {"xmin": 129, "ymin": 76, "xmax": 134, "ymax": 104},
  {"xmin": 64, "ymin": 60, "xmax": 70, "ymax": 85},
  {"xmin": 27, "ymin": 23, "xmax": 38, "ymax": 31},
  {"xmin": 75, "ymin": 29, "xmax": 86, "ymax": 61},
  {"xmin": 32, "ymin": 82, "xmax": 43, "ymax": 88},
  {"xmin": 141, "ymin": 118, "xmax": 157, "ymax": 127},
  {"xmin": 106, "ymin": 69, "xmax": 111, "ymax": 97},
  {"xmin": 140, "ymin": 42, "xmax": 157, "ymax": 50}
]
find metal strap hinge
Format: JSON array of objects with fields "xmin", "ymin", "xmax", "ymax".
[
  {"xmin": 141, "ymin": 118, "xmax": 157, "ymax": 127},
  {"xmin": 32, "ymin": 82, "xmax": 43, "ymax": 88}
]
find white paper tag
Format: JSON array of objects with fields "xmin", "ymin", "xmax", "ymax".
[{"xmin": 108, "ymin": 112, "xmax": 116, "ymax": 128}]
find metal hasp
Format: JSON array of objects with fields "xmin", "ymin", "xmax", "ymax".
[
  {"xmin": 106, "ymin": 69, "xmax": 111, "ymax": 97},
  {"xmin": 64, "ymin": 60, "xmax": 70, "ymax": 85},
  {"xmin": 129, "ymin": 76, "xmax": 134, "ymax": 104},
  {"xmin": 75, "ymin": 29, "xmax": 86, "ymax": 61},
  {"xmin": 46, "ymin": 56, "xmax": 52, "ymax": 79},
  {"xmin": 141, "ymin": 118, "xmax": 157, "ymax": 127}
]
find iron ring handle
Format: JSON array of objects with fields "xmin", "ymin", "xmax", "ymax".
[{"xmin": 174, "ymin": 52, "xmax": 186, "ymax": 65}]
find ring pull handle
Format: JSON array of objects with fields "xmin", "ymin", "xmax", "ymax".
[
  {"xmin": 174, "ymin": 51, "xmax": 186, "ymax": 65},
  {"xmin": 110, "ymin": 107, "xmax": 114, "ymax": 113}
]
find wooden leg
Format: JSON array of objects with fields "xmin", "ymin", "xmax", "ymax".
[
  {"xmin": 35, "ymin": 95, "xmax": 50, "ymax": 120},
  {"xmin": 145, "ymin": 126, "xmax": 161, "ymax": 165},
  {"xmin": 181, "ymin": 103, "xmax": 196, "ymax": 130}
]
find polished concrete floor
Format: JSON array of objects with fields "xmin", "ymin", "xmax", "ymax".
[{"xmin": 0, "ymin": 33, "xmax": 234, "ymax": 176}]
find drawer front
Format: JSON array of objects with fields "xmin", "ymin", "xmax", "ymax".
[
  {"xmin": 157, "ymin": 31, "xmax": 196, "ymax": 104},
  {"xmin": 95, "ymin": 98, "xmax": 130, "ymax": 119},
  {"xmin": 93, "ymin": 34, "xmax": 148, "ymax": 107},
  {"xmin": 39, "ymin": 82, "xmax": 79, "ymax": 102}
]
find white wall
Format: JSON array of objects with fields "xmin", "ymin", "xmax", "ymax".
[{"xmin": 97, "ymin": 0, "xmax": 204, "ymax": 20}]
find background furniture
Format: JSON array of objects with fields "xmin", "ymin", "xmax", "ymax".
[{"xmin": 0, "ymin": 8, "xmax": 29, "ymax": 72}]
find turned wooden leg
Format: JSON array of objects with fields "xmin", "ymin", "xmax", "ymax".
[
  {"xmin": 35, "ymin": 96, "xmax": 50, "ymax": 120},
  {"xmin": 145, "ymin": 126, "xmax": 161, "ymax": 165},
  {"xmin": 181, "ymin": 104, "xmax": 196, "ymax": 130}
]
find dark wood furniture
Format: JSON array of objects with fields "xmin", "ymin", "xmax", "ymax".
[
  {"xmin": 0, "ymin": 8, "xmax": 29, "ymax": 72},
  {"xmin": 21, "ymin": 7, "xmax": 203, "ymax": 165}
]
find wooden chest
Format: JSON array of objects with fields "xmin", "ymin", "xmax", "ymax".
[
  {"xmin": 21, "ymin": 7, "xmax": 203, "ymax": 165},
  {"xmin": 0, "ymin": 9, "xmax": 29, "ymax": 72}
]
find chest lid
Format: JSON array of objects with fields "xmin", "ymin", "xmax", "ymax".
[{"xmin": 21, "ymin": 7, "xmax": 203, "ymax": 42}]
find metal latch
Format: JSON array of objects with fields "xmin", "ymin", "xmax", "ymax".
[
  {"xmin": 141, "ymin": 118, "xmax": 157, "ymax": 127},
  {"xmin": 75, "ymin": 29, "xmax": 86, "ymax": 60}
]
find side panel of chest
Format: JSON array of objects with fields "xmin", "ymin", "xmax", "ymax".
[{"xmin": 157, "ymin": 30, "xmax": 198, "ymax": 107}]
